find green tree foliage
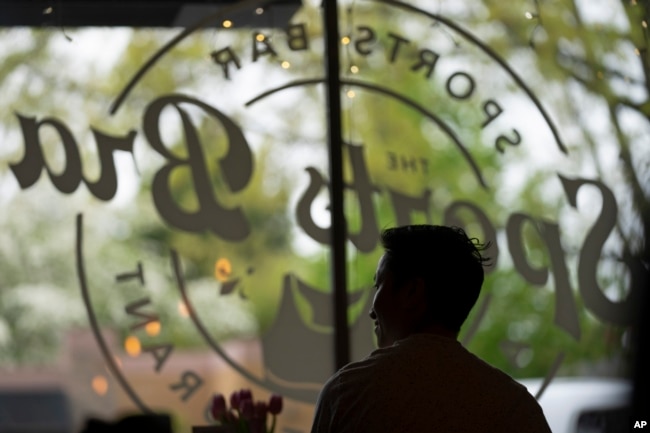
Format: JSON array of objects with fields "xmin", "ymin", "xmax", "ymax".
[
  {"xmin": 0, "ymin": 0, "xmax": 646, "ymax": 387},
  {"xmin": 460, "ymin": 0, "xmax": 649, "ymax": 377}
]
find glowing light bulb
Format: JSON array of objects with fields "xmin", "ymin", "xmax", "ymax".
[
  {"xmin": 214, "ymin": 258, "xmax": 232, "ymax": 282},
  {"xmin": 92, "ymin": 375, "xmax": 109, "ymax": 396},
  {"xmin": 341, "ymin": 36, "xmax": 351, "ymax": 45},
  {"xmin": 145, "ymin": 321, "xmax": 161, "ymax": 336},
  {"xmin": 124, "ymin": 336, "xmax": 141, "ymax": 357},
  {"xmin": 222, "ymin": 20, "xmax": 233, "ymax": 28}
]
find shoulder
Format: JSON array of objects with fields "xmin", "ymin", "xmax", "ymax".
[
  {"xmin": 316, "ymin": 356, "xmax": 373, "ymax": 398},
  {"xmin": 503, "ymin": 393, "xmax": 552, "ymax": 433},
  {"xmin": 316, "ymin": 345, "xmax": 398, "ymax": 400}
]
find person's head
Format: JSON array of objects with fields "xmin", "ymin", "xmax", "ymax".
[{"xmin": 369, "ymin": 225, "xmax": 489, "ymax": 347}]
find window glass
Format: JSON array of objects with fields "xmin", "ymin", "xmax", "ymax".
[{"xmin": 0, "ymin": 0, "xmax": 644, "ymax": 431}]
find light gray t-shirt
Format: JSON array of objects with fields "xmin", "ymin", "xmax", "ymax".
[{"xmin": 311, "ymin": 333, "xmax": 552, "ymax": 433}]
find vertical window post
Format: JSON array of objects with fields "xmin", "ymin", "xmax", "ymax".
[{"xmin": 323, "ymin": 0, "xmax": 350, "ymax": 371}]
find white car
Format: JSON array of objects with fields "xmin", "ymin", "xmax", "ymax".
[{"xmin": 518, "ymin": 377, "xmax": 633, "ymax": 433}]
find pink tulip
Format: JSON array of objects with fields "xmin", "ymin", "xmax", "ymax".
[
  {"xmin": 254, "ymin": 401, "xmax": 268, "ymax": 419},
  {"xmin": 230, "ymin": 390, "xmax": 241, "ymax": 410},
  {"xmin": 240, "ymin": 398, "xmax": 254, "ymax": 420},
  {"xmin": 240, "ymin": 389, "xmax": 253, "ymax": 402},
  {"xmin": 268, "ymin": 394, "xmax": 283, "ymax": 415},
  {"xmin": 210, "ymin": 393, "xmax": 227, "ymax": 421}
]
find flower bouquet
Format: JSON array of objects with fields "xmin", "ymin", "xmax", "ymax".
[{"xmin": 193, "ymin": 389, "xmax": 283, "ymax": 433}]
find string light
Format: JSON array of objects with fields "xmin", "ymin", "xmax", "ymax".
[
  {"xmin": 281, "ymin": 61, "xmax": 291, "ymax": 69},
  {"xmin": 214, "ymin": 258, "xmax": 232, "ymax": 282},
  {"xmin": 41, "ymin": 4, "xmax": 72, "ymax": 41},
  {"xmin": 124, "ymin": 336, "xmax": 141, "ymax": 357},
  {"xmin": 342, "ymin": 3, "xmax": 360, "ymax": 145},
  {"xmin": 255, "ymin": 7, "xmax": 264, "ymax": 15},
  {"xmin": 145, "ymin": 320, "xmax": 161, "ymax": 336},
  {"xmin": 524, "ymin": 0, "xmax": 543, "ymax": 47},
  {"xmin": 91, "ymin": 375, "xmax": 109, "ymax": 396},
  {"xmin": 222, "ymin": 20, "xmax": 233, "ymax": 28},
  {"xmin": 256, "ymin": 33, "xmax": 266, "ymax": 42}
]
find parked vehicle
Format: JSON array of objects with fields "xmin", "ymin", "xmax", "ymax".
[
  {"xmin": 518, "ymin": 377, "xmax": 633, "ymax": 433},
  {"xmin": 0, "ymin": 387, "xmax": 73, "ymax": 433}
]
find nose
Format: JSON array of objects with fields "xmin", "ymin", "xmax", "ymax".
[{"xmin": 369, "ymin": 309, "xmax": 377, "ymax": 320}]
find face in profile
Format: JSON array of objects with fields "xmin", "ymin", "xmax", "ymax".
[{"xmin": 369, "ymin": 254, "xmax": 407, "ymax": 348}]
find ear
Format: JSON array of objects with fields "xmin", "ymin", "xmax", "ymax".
[{"xmin": 402, "ymin": 277, "xmax": 427, "ymax": 314}]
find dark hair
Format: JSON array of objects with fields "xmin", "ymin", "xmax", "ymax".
[{"xmin": 380, "ymin": 225, "xmax": 490, "ymax": 332}]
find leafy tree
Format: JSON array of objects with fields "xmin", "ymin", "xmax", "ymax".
[{"xmin": 0, "ymin": 0, "xmax": 646, "ymax": 391}]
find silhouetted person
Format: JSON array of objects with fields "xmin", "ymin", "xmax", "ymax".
[{"xmin": 311, "ymin": 225, "xmax": 551, "ymax": 433}]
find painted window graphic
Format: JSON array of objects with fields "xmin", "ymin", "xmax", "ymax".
[{"xmin": 0, "ymin": 0, "xmax": 647, "ymax": 432}]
